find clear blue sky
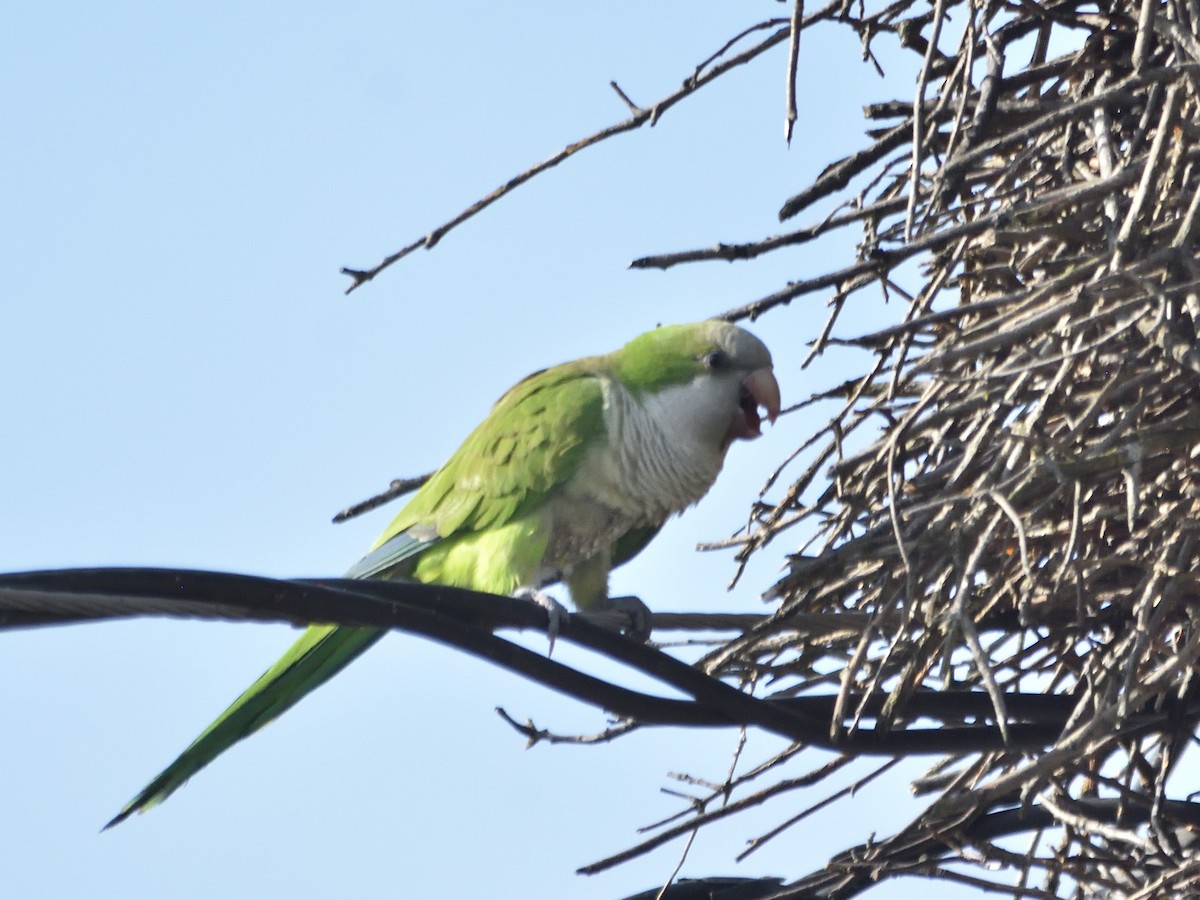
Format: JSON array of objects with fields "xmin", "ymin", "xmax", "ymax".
[{"xmin": 2, "ymin": 5, "xmax": 963, "ymax": 898}]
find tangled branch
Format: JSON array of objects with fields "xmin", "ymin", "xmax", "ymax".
[{"xmin": 659, "ymin": 0, "xmax": 1200, "ymax": 894}]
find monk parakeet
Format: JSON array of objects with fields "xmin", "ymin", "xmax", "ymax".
[{"xmin": 106, "ymin": 319, "xmax": 779, "ymax": 828}]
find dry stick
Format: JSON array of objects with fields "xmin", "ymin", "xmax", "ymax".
[
  {"xmin": 495, "ymin": 707, "xmax": 638, "ymax": 747},
  {"xmin": 884, "ymin": 237, "xmax": 966, "ymax": 401},
  {"xmin": 630, "ymin": 195, "xmax": 908, "ymax": 272},
  {"xmin": 736, "ymin": 758, "xmax": 903, "ymax": 862},
  {"xmin": 1129, "ymin": 867, "xmax": 1200, "ymax": 900},
  {"xmin": 580, "ymin": 756, "xmax": 872, "ymax": 876},
  {"xmin": 331, "ymin": 472, "xmax": 433, "ymax": 523},
  {"xmin": 637, "ymin": 741, "xmax": 813, "ymax": 838},
  {"xmin": 952, "ymin": 511, "xmax": 1013, "ymax": 745},
  {"xmin": 834, "ymin": 291, "xmax": 1015, "ymax": 346},
  {"xmin": 904, "ymin": 0, "xmax": 949, "ymax": 240},
  {"xmin": 689, "ymin": 17, "xmax": 790, "ymax": 77},
  {"xmin": 778, "ymin": 119, "xmax": 911, "ymax": 221},
  {"xmin": 1172, "ymin": 170, "xmax": 1200, "ymax": 248},
  {"xmin": 338, "ymin": 15, "xmax": 826, "ymax": 294},
  {"xmin": 1154, "ymin": 13, "xmax": 1200, "ymax": 62},
  {"xmin": 608, "ymin": 80, "xmax": 641, "ymax": 115},
  {"xmin": 652, "ymin": 828, "xmax": 701, "ymax": 900},
  {"xmin": 1116, "ymin": 83, "xmax": 1182, "ymax": 253},
  {"xmin": 921, "ymin": 16, "xmax": 978, "ymax": 223},
  {"xmin": 1091, "ymin": 73, "xmax": 1122, "ymax": 256},
  {"xmin": 1126, "ymin": 79, "xmax": 1168, "ymax": 165},
  {"xmin": 785, "ymin": 0, "xmax": 804, "ymax": 144},
  {"xmin": 929, "ymin": 30, "xmax": 1002, "ymax": 213}
]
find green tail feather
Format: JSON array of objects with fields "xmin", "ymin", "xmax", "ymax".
[
  {"xmin": 105, "ymin": 624, "xmax": 384, "ymax": 829},
  {"xmin": 107, "ymin": 531, "xmax": 436, "ymax": 828}
]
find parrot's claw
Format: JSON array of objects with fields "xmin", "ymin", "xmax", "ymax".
[
  {"xmin": 605, "ymin": 595, "xmax": 653, "ymax": 643},
  {"xmin": 513, "ymin": 587, "xmax": 569, "ymax": 654}
]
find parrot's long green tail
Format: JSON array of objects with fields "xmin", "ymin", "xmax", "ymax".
[{"xmin": 105, "ymin": 624, "xmax": 384, "ymax": 829}]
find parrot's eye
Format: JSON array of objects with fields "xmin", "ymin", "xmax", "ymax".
[{"xmin": 704, "ymin": 350, "xmax": 730, "ymax": 370}]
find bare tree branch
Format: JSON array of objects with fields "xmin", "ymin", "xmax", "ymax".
[{"xmin": 338, "ymin": 14, "xmax": 829, "ymax": 294}]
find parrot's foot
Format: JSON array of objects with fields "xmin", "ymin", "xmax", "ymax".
[
  {"xmin": 513, "ymin": 587, "xmax": 569, "ymax": 654},
  {"xmin": 605, "ymin": 595, "xmax": 653, "ymax": 643}
]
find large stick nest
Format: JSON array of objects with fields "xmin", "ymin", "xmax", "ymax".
[{"xmin": 698, "ymin": 0, "xmax": 1200, "ymax": 895}]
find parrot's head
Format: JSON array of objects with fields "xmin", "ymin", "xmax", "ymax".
[{"xmin": 613, "ymin": 320, "xmax": 781, "ymax": 452}]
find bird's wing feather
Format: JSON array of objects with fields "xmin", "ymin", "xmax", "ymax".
[
  {"xmin": 374, "ymin": 363, "xmax": 607, "ymax": 545},
  {"xmin": 343, "ymin": 530, "xmax": 438, "ymax": 580}
]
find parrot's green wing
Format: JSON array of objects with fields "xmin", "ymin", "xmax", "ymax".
[
  {"xmin": 375, "ymin": 362, "xmax": 608, "ymax": 551},
  {"xmin": 343, "ymin": 530, "xmax": 437, "ymax": 580},
  {"xmin": 109, "ymin": 364, "xmax": 607, "ymax": 827}
]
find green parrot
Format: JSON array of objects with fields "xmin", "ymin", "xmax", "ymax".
[{"xmin": 105, "ymin": 319, "xmax": 780, "ymax": 828}]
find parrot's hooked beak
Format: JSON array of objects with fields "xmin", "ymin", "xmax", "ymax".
[{"xmin": 730, "ymin": 367, "xmax": 782, "ymax": 441}]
